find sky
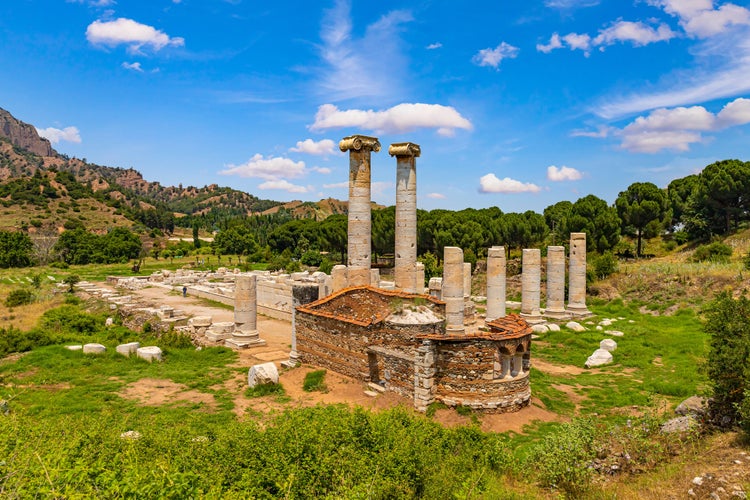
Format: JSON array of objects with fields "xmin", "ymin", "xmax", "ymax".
[{"xmin": 2, "ymin": 0, "xmax": 750, "ymax": 213}]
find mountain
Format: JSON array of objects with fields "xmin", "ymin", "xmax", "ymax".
[
  {"xmin": 0, "ymin": 107, "xmax": 353, "ymax": 234},
  {"xmin": 0, "ymin": 107, "xmax": 55, "ymax": 157}
]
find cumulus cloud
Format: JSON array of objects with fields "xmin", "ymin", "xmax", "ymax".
[
  {"xmin": 563, "ymin": 33, "xmax": 592, "ymax": 53},
  {"xmin": 258, "ymin": 180, "xmax": 310, "ymax": 193},
  {"xmin": 311, "ymin": 166, "xmax": 332, "ymax": 174},
  {"xmin": 426, "ymin": 42, "xmax": 442, "ymax": 50},
  {"xmin": 537, "ymin": 33, "xmax": 563, "ymax": 53},
  {"xmin": 86, "ymin": 18, "xmax": 184, "ymax": 53},
  {"xmin": 426, "ymin": 192, "xmax": 446, "ymax": 199},
  {"xmin": 593, "ymin": 21, "xmax": 676, "ymax": 47},
  {"xmin": 650, "ymin": 0, "xmax": 750, "ymax": 38},
  {"xmin": 36, "ymin": 126, "xmax": 82, "ymax": 144},
  {"xmin": 478, "ymin": 174, "xmax": 541, "ymax": 194},
  {"xmin": 121, "ymin": 61, "xmax": 143, "ymax": 72},
  {"xmin": 290, "ymin": 138, "xmax": 338, "ymax": 156},
  {"xmin": 219, "ymin": 154, "xmax": 306, "ymax": 180},
  {"xmin": 547, "ymin": 165, "xmax": 583, "ymax": 181},
  {"xmin": 472, "ymin": 42, "xmax": 519, "ymax": 69},
  {"xmin": 310, "ymin": 103, "xmax": 472, "ymax": 136},
  {"xmin": 619, "ymin": 97, "xmax": 750, "ymax": 152}
]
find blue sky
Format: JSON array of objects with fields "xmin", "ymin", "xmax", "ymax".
[{"xmin": 2, "ymin": 0, "xmax": 750, "ymax": 213}]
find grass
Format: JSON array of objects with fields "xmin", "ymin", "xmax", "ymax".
[{"xmin": 303, "ymin": 369, "xmax": 328, "ymax": 392}]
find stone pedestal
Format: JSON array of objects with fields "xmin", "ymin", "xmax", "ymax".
[
  {"xmin": 443, "ymin": 247, "xmax": 465, "ymax": 333},
  {"xmin": 228, "ymin": 274, "xmax": 266, "ymax": 349},
  {"xmin": 486, "ymin": 246, "xmax": 506, "ymax": 322},
  {"xmin": 428, "ymin": 277, "xmax": 442, "ymax": 299},
  {"xmin": 520, "ymin": 249, "xmax": 543, "ymax": 323},
  {"xmin": 415, "ymin": 262, "xmax": 425, "ymax": 294},
  {"xmin": 331, "ymin": 265, "xmax": 347, "ymax": 292},
  {"xmin": 390, "ymin": 142, "xmax": 420, "ymax": 293},
  {"xmin": 567, "ymin": 232, "xmax": 590, "ymax": 315},
  {"xmin": 340, "ymin": 135, "xmax": 381, "ymax": 286},
  {"xmin": 545, "ymin": 246, "xmax": 567, "ymax": 318}
]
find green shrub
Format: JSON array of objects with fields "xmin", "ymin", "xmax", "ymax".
[
  {"xmin": 527, "ymin": 418, "xmax": 598, "ymax": 495},
  {"xmin": 592, "ymin": 252, "xmax": 618, "ymax": 280},
  {"xmin": 303, "ymin": 369, "xmax": 328, "ymax": 392},
  {"xmin": 246, "ymin": 383, "xmax": 286, "ymax": 398},
  {"xmin": 300, "ymin": 250, "xmax": 323, "ymax": 267},
  {"xmin": 38, "ymin": 304, "xmax": 101, "ymax": 335},
  {"xmin": 285, "ymin": 260, "xmax": 302, "ymax": 273},
  {"xmin": 4, "ymin": 288, "xmax": 34, "ymax": 307},
  {"xmin": 691, "ymin": 242, "xmax": 732, "ymax": 263},
  {"xmin": 0, "ymin": 326, "xmax": 54, "ymax": 356},
  {"xmin": 318, "ymin": 257, "xmax": 334, "ymax": 275}
]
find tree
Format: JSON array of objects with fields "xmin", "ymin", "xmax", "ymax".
[
  {"xmin": 0, "ymin": 230, "xmax": 33, "ymax": 268},
  {"xmin": 689, "ymin": 160, "xmax": 750, "ymax": 236},
  {"xmin": 615, "ymin": 182, "xmax": 670, "ymax": 257},
  {"xmin": 30, "ymin": 228, "xmax": 59, "ymax": 265},
  {"xmin": 704, "ymin": 292, "xmax": 750, "ymax": 426},
  {"xmin": 212, "ymin": 226, "xmax": 259, "ymax": 256},
  {"xmin": 568, "ymin": 195, "xmax": 621, "ymax": 254},
  {"xmin": 544, "ymin": 200, "xmax": 573, "ymax": 245}
]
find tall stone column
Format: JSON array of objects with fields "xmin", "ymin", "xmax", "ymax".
[
  {"xmin": 443, "ymin": 247, "xmax": 465, "ymax": 333},
  {"xmin": 486, "ymin": 246, "xmax": 506, "ymax": 322},
  {"xmin": 545, "ymin": 246, "xmax": 567, "ymax": 318},
  {"xmin": 389, "ymin": 142, "xmax": 420, "ymax": 293},
  {"xmin": 340, "ymin": 135, "xmax": 381, "ymax": 286},
  {"xmin": 567, "ymin": 232, "xmax": 590, "ymax": 315},
  {"xmin": 227, "ymin": 274, "xmax": 266, "ymax": 349},
  {"xmin": 520, "ymin": 249, "xmax": 542, "ymax": 323}
]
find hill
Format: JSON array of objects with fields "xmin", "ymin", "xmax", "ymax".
[{"xmin": 0, "ymin": 107, "xmax": 352, "ymax": 233}]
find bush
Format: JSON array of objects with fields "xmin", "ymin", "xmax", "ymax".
[
  {"xmin": 592, "ymin": 252, "xmax": 618, "ymax": 280},
  {"xmin": 300, "ymin": 250, "xmax": 323, "ymax": 267},
  {"xmin": 38, "ymin": 305, "xmax": 101, "ymax": 335},
  {"xmin": 246, "ymin": 383, "xmax": 286, "ymax": 398},
  {"xmin": 527, "ymin": 418, "xmax": 598, "ymax": 495},
  {"xmin": 285, "ymin": 260, "xmax": 302, "ymax": 273},
  {"xmin": 744, "ymin": 251, "xmax": 750, "ymax": 271},
  {"xmin": 303, "ymin": 369, "xmax": 328, "ymax": 392},
  {"xmin": 318, "ymin": 257, "xmax": 334, "ymax": 275},
  {"xmin": 4, "ymin": 288, "xmax": 34, "ymax": 307},
  {"xmin": 0, "ymin": 326, "xmax": 54, "ymax": 356},
  {"xmin": 691, "ymin": 242, "xmax": 733, "ymax": 263}
]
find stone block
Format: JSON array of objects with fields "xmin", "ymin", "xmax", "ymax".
[
  {"xmin": 606, "ymin": 330, "xmax": 625, "ymax": 337},
  {"xmin": 584, "ymin": 348, "xmax": 613, "ymax": 368},
  {"xmin": 531, "ymin": 324, "xmax": 549, "ymax": 334},
  {"xmin": 116, "ymin": 342, "xmax": 140, "ymax": 356},
  {"xmin": 83, "ymin": 343, "xmax": 106, "ymax": 354},
  {"xmin": 600, "ymin": 339, "xmax": 617, "ymax": 352},
  {"xmin": 547, "ymin": 323, "xmax": 561, "ymax": 332},
  {"xmin": 189, "ymin": 316, "xmax": 212, "ymax": 328},
  {"xmin": 566, "ymin": 321, "xmax": 586, "ymax": 332},
  {"xmin": 247, "ymin": 362, "xmax": 279, "ymax": 387},
  {"xmin": 66, "ymin": 345, "xmax": 83, "ymax": 351},
  {"xmin": 137, "ymin": 346, "xmax": 163, "ymax": 362}
]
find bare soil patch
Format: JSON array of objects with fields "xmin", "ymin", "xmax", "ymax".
[{"xmin": 119, "ymin": 378, "xmax": 216, "ymax": 409}]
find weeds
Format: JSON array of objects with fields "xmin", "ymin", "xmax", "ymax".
[{"xmin": 303, "ymin": 369, "xmax": 328, "ymax": 392}]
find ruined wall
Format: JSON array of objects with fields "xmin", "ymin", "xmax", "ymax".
[{"xmin": 434, "ymin": 339, "xmax": 530, "ymax": 412}]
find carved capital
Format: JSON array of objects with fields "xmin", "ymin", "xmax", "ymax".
[
  {"xmin": 339, "ymin": 135, "xmax": 381, "ymax": 153},
  {"xmin": 388, "ymin": 142, "xmax": 421, "ymax": 158}
]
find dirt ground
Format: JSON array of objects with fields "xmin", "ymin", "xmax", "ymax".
[{"xmin": 113, "ymin": 283, "xmax": 563, "ymax": 433}]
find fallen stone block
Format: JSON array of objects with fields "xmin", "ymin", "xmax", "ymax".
[
  {"xmin": 600, "ymin": 339, "xmax": 618, "ymax": 352},
  {"xmin": 137, "ymin": 346, "xmax": 163, "ymax": 362},
  {"xmin": 547, "ymin": 323, "xmax": 561, "ymax": 332},
  {"xmin": 247, "ymin": 362, "xmax": 279, "ymax": 387},
  {"xmin": 606, "ymin": 330, "xmax": 625, "ymax": 337},
  {"xmin": 585, "ymin": 348, "xmax": 613, "ymax": 368},
  {"xmin": 116, "ymin": 342, "xmax": 140, "ymax": 357},
  {"xmin": 83, "ymin": 343, "xmax": 106, "ymax": 354},
  {"xmin": 566, "ymin": 321, "xmax": 586, "ymax": 332},
  {"xmin": 66, "ymin": 345, "xmax": 83, "ymax": 351},
  {"xmin": 189, "ymin": 316, "xmax": 212, "ymax": 328},
  {"xmin": 532, "ymin": 324, "xmax": 549, "ymax": 334}
]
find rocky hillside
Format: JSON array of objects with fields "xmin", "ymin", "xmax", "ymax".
[{"xmin": 0, "ymin": 107, "xmax": 355, "ymax": 232}]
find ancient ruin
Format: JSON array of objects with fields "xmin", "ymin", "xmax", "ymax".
[{"xmin": 390, "ymin": 142, "xmax": 420, "ymax": 293}]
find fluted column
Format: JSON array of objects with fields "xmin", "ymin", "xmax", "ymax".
[
  {"xmin": 340, "ymin": 135, "xmax": 381, "ymax": 286},
  {"xmin": 545, "ymin": 246, "xmax": 566, "ymax": 317},
  {"xmin": 443, "ymin": 247, "xmax": 465, "ymax": 333},
  {"xmin": 520, "ymin": 249, "xmax": 542, "ymax": 322},
  {"xmin": 390, "ymin": 142, "xmax": 420, "ymax": 293},
  {"xmin": 486, "ymin": 246, "xmax": 506, "ymax": 322},
  {"xmin": 567, "ymin": 232, "xmax": 590, "ymax": 315}
]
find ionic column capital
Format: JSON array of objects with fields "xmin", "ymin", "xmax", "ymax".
[
  {"xmin": 388, "ymin": 142, "xmax": 421, "ymax": 158},
  {"xmin": 339, "ymin": 135, "xmax": 381, "ymax": 153}
]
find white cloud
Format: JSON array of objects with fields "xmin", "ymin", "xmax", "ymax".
[
  {"xmin": 618, "ymin": 97, "xmax": 750, "ymax": 152},
  {"xmin": 121, "ymin": 61, "xmax": 143, "ymax": 72},
  {"xmin": 651, "ymin": 0, "xmax": 750, "ymax": 38},
  {"xmin": 311, "ymin": 166, "xmax": 332, "ymax": 174},
  {"xmin": 478, "ymin": 173, "xmax": 541, "ymax": 194},
  {"xmin": 68, "ymin": 0, "xmax": 116, "ymax": 6},
  {"xmin": 310, "ymin": 103, "xmax": 472, "ymax": 135},
  {"xmin": 547, "ymin": 165, "xmax": 583, "ymax": 181},
  {"xmin": 570, "ymin": 125, "xmax": 613, "ymax": 138},
  {"xmin": 563, "ymin": 33, "xmax": 592, "ymax": 53},
  {"xmin": 545, "ymin": 0, "xmax": 600, "ymax": 7},
  {"xmin": 323, "ymin": 181, "xmax": 348, "ymax": 189},
  {"xmin": 371, "ymin": 181, "xmax": 393, "ymax": 197},
  {"xmin": 290, "ymin": 138, "xmax": 338, "ymax": 156},
  {"xmin": 472, "ymin": 42, "xmax": 519, "ymax": 69},
  {"xmin": 36, "ymin": 126, "xmax": 82, "ymax": 144},
  {"xmin": 426, "ymin": 42, "xmax": 442, "ymax": 50},
  {"xmin": 426, "ymin": 192, "xmax": 446, "ymax": 199},
  {"xmin": 86, "ymin": 18, "xmax": 184, "ymax": 53},
  {"xmin": 258, "ymin": 180, "xmax": 310, "ymax": 193},
  {"xmin": 537, "ymin": 33, "xmax": 563, "ymax": 53},
  {"xmin": 219, "ymin": 154, "xmax": 306, "ymax": 180},
  {"xmin": 317, "ymin": 1, "xmax": 413, "ymax": 100},
  {"xmin": 593, "ymin": 21, "xmax": 676, "ymax": 47}
]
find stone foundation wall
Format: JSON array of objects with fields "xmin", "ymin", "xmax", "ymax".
[{"xmin": 434, "ymin": 339, "xmax": 530, "ymax": 412}]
